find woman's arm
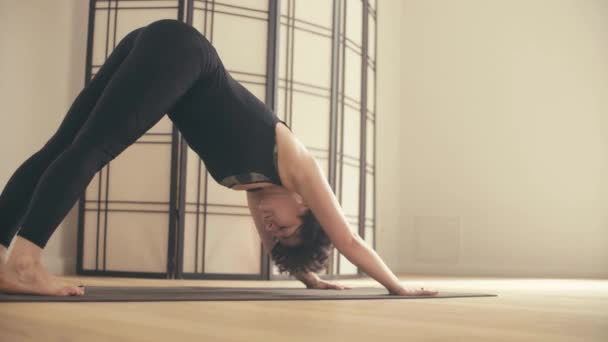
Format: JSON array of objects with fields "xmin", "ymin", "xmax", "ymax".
[
  {"xmin": 288, "ymin": 152, "xmax": 405, "ymax": 294},
  {"xmin": 276, "ymin": 123, "xmax": 405, "ymax": 293}
]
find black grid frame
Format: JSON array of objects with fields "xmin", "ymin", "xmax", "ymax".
[
  {"xmin": 77, "ymin": 0, "xmax": 377, "ymax": 281},
  {"xmin": 332, "ymin": 0, "xmax": 378, "ymax": 277},
  {"xmin": 77, "ymin": 0, "xmax": 188, "ymax": 279},
  {"xmin": 178, "ymin": 0, "xmax": 278, "ymax": 280}
]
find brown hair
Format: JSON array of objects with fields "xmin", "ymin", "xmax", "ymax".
[{"xmin": 271, "ymin": 208, "xmax": 333, "ymax": 276}]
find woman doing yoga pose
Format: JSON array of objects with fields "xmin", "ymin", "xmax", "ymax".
[{"xmin": 0, "ymin": 19, "xmax": 437, "ymax": 297}]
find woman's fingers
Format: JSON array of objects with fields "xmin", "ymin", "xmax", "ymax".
[
  {"xmin": 314, "ymin": 280, "xmax": 352, "ymax": 290},
  {"xmin": 389, "ymin": 287, "xmax": 439, "ymax": 296},
  {"xmin": 415, "ymin": 288, "xmax": 439, "ymax": 296}
]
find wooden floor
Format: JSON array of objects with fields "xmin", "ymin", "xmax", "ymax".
[{"xmin": 0, "ymin": 274, "xmax": 606, "ymax": 342}]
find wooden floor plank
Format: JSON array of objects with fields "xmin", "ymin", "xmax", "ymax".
[{"xmin": 0, "ymin": 274, "xmax": 606, "ymax": 342}]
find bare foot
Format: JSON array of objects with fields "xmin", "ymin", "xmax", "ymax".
[{"xmin": 0, "ymin": 258, "xmax": 85, "ymax": 296}]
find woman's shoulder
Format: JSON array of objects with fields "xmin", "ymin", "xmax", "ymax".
[{"xmin": 275, "ymin": 121, "xmax": 310, "ymax": 191}]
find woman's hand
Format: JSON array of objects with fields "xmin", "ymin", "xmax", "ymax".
[
  {"xmin": 306, "ymin": 278, "xmax": 352, "ymax": 290},
  {"xmin": 389, "ymin": 286, "xmax": 439, "ymax": 296}
]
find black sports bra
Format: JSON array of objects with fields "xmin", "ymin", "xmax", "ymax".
[{"xmin": 217, "ymin": 119, "xmax": 292, "ymax": 191}]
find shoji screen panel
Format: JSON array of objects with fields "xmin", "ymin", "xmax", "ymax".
[
  {"xmin": 79, "ymin": 0, "xmax": 378, "ymax": 281},
  {"xmin": 330, "ymin": 0, "xmax": 362, "ymax": 276},
  {"xmin": 274, "ymin": 0, "xmax": 334, "ymax": 277},
  {"xmin": 273, "ymin": 0, "xmax": 377, "ymax": 279},
  {"xmin": 364, "ymin": 0, "xmax": 377, "ymax": 250},
  {"xmin": 78, "ymin": 0, "xmax": 184, "ymax": 276},
  {"xmin": 180, "ymin": 0, "xmax": 271, "ymax": 278},
  {"xmin": 277, "ymin": 0, "xmax": 333, "ymax": 176}
]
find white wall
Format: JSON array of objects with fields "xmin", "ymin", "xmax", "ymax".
[
  {"xmin": 398, "ymin": 0, "xmax": 608, "ymax": 278},
  {"xmin": 374, "ymin": 0, "xmax": 403, "ymax": 271},
  {"xmin": 0, "ymin": 0, "xmax": 89, "ymax": 274}
]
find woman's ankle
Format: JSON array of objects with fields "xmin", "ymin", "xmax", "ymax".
[
  {"xmin": 3, "ymin": 239, "xmax": 47, "ymax": 273},
  {"xmin": 9, "ymin": 237, "xmax": 43, "ymax": 262},
  {"xmin": 8, "ymin": 256, "xmax": 43, "ymax": 272}
]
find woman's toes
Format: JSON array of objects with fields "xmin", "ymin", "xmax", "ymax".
[
  {"xmin": 71, "ymin": 286, "xmax": 85, "ymax": 296},
  {"xmin": 57, "ymin": 285, "xmax": 80, "ymax": 296}
]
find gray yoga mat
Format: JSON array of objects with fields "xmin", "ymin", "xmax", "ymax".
[{"xmin": 0, "ymin": 286, "xmax": 496, "ymax": 302}]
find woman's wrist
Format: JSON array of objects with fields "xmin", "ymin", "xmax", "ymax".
[
  {"xmin": 387, "ymin": 284, "xmax": 406, "ymax": 295},
  {"xmin": 304, "ymin": 272, "xmax": 320, "ymax": 287},
  {"xmin": 306, "ymin": 273, "xmax": 321, "ymax": 287},
  {"xmin": 294, "ymin": 271, "xmax": 319, "ymax": 287}
]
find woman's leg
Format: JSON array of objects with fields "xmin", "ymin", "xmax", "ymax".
[
  {"xmin": 0, "ymin": 26, "xmax": 144, "ymax": 250},
  {"xmin": 1, "ymin": 19, "xmax": 205, "ymax": 296},
  {"xmin": 14, "ymin": 19, "xmax": 204, "ymax": 250}
]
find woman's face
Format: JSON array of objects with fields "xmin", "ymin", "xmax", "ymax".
[{"xmin": 257, "ymin": 190, "xmax": 308, "ymax": 247}]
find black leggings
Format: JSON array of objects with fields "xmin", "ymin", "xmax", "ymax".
[{"xmin": 0, "ymin": 19, "xmax": 211, "ymax": 249}]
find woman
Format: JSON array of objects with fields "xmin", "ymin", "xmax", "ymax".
[{"xmin": 0, "ymin": 19, "xmax": 438, "ymax": 297}]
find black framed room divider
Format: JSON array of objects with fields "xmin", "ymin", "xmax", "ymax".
[{"xmin": 76, "ymin": 0, "xmax": 377, "ymax": 281}]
